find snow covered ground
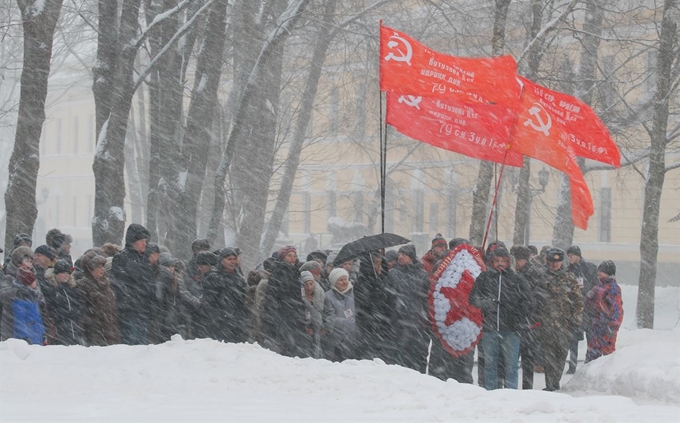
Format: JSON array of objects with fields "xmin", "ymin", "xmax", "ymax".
[{"xmin": 1, "ymin": 285, "xmax": 679, "ymax": 422}]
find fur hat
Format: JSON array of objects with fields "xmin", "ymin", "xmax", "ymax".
[
  {"xmin": 277, "ymin": 245, "xmax": 297, "ymax": 261},
  {"xmin": 158, "ymin": 252, "xmax": 174, "ymax": 268},
  {"xmin": 328, "ymin": 268, "xmax": 350, "ymax": 287},
  {"xmin": 306, "ymin": 250, "xmax": 328, "ymax": 264},
  {"xmin": 100, "ymin": 243, "xmax": 121, "ymax": 258},
  {"xmin": 191, "ymin": 238, "xmax": 211, "ymax": 254},
  {"xmin": 300, "ymin": 270, "xmax": 315, "ymax": 283},
  {"xmin": 13, "ymin": 233, "xmax": 32, "ymax": 248},
  {"xmin": 397, "ymin": 244, "xmax": 418, "ymax": 263},
  {"xmin": 146, "ymin": 243, "xmax": 161, "ymax": 255},
  {"xmin": 598, "ymin": 260, "xmax": 616, "ymax": 276},
  {"xmin": 299, "ymin": 261, "xmax": 322, "ymax": 276},
  {"xmin": 81, "ymin": 251, "xmax": 107, "ymax": 272},
  {"xmin": 546, "ymin": 248, "xmax": 565, "ymax": 262},
  {"xmin": 11, "ymin": 246, "xmax": 33, "ymax": 266},
  {"xmin": 510, "ymin": 246, "xmax": 531, "ymax": 261},
  {"xmin": 46, "ymin": 228, "xmax": 65, "ymax": 250},
  {"xmin": 34, "ymin": 245, "xmax": 57, "ymax": 261},
  {"xmin": 448, "ymin": 238, "xmax": 469, "ymax": 250},
  {"xmin": 16, "ymin": 267, "xmax": 36, "ymax": 286},
  {"xmin": 216, "ymin": 247, "xmax": 238, "ymax": 259},
  {"xmin": 196, "ymin": 251, "xmax": 219, "ymax": 266},
  {"xmin": 53, "ymin": 259, "xmax": 72, "ymax": 275},
  {"xmin": 567, "ymin": 245, "xmax": 582, "ymax": 257},
  {"xmin": 431, "ymin": 233, "xmax": 447, "ymax": 249}
]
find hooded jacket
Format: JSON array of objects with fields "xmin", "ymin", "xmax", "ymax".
[{"xmin": 469, "ymin": 267, "xmax": 533, "ymax": 332}]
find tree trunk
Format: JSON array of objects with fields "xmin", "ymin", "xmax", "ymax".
[
  {"xmin": 207, "ymin": 0, "xmax": 312, "ymax": 242},
  {"xmin": 260, "ymin": 0, "xmax": 338, "ymax": 260},
  {"xmin": 4, "ymin": 0, "xmax": 63, "ymax": 253},
  {"xmin": 468, "ymin": 0, "xmax": 512, "ymax": 246},
  {"xmin": 167, "ymin": 0, "xmax": 228, "ymax": 260},
  {"xmin": 637, "ymin": 0, "xmax": 676, "ymax": 329},
  {"xmin": 552, "ymin": 0, "xmax": 603, "ymax": 248},
  {"xmin": 513, "ymin": 0, "xmax": 543, "ymax": 246},
  {"xmin": 92, "ymin": 0, "xmax": 143, "ymax": 246},
  {"xmin": 125, "ymin": 109, "xmax": 144, "ymax": 223}
]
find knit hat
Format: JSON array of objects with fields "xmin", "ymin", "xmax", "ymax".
[
  {"xmin": 196, "ymin": 251, "xmax": 219, "ymax": 266},
  {"xmin": 398, "ymin": 244, "xmax": 418, "ymax": 263},
  {"xmin": 448, "ymin": 238, "xmax": 469, "ymax": 250},
  {"xmin": 46, "ymin": 228, "xmax": 66, "ymax": 250},
  {"xmin": 11, "ymin": 246, "xmax": 33, "ymax": 266},
  {"xmin": 384, "ymin": 250, "xmax": 398, "ymax": 262},
  {"xmin": 300, "ymin": 270, "xmax": 315, "ymax": 283},
  {"xmin": 124, "ymin": 223, "xmax": 151, "ymax": 246},
  {"xmin": 510, "ymin": 246, "xmax": 531, "ymax": 261},
  {"xmin": 53, "ymin": 259, "xmax": 72, "ymax": 275},
  {"xmin": 489, "ymin": 247, "xmax": 511, "ymax": 260},
  {"xmin": 546, "ymin": 248, "xmax": 565, "ymax": 262},
  {"xmin": 13, "ymin": 233, "xmax": 32, "ymax": 248},
  {"xmin": 158, "ymin": 252, "xmax": 174, "ymax": 268},
  {"xmin": 277, "ymin": 245, "xmax": 297, "ymax": 261},
  {"xmin": 216, "ymin": 247, "xmax": 238, "ymax": 259},
  {"xmin": 431, "ymin": 233, "xmax": 447, "ymax": 249},
  {"xmin": 328, "ymin": 268, "xmax": 350, "ymax": 287},
  {"xmin": 598, "ymin": 260, "xmax": 616, "ymax": 276},
  {"xmin": 567, "ymin": 245, "xmax": 582, "ymax": 257},
  {"xmin": 34, "ymin": 245, "xmax": 57, "ymax": 261},
  {"xmin": 306, "ymin": 250, "xmax": 328, "ymax": 264},
  {"xmin": 299, "ymin": 261, "xmax": 322, "ymax": 276},
  {"xmin": 191, "ymin": 238, "xmax": 211, "ymax": 254},
  {"xmin": 16, "ymin": 267, "xmax": 36, "ymax": 286},
  {"xmin": 146, "ymin": 243, "xmax": 161, "ymax": 255}
]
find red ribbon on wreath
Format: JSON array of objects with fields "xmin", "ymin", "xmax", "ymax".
[{"xmin": 429, "ymin": 244, "xmax": 485, "ymax": 358}]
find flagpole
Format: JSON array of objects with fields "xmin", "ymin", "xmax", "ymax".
[
  {"xmin": 482, "ymin": 152, "xmax": 508, "ymax": 253},
  {"xmin": 380, "ymin": 91, "xmax": 386, "ymax": 235}
]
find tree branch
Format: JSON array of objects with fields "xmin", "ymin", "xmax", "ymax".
[
  {"xmin": 130, "ymin": 0, "xmax": 194, "ymax": 51},
  {"xmin": 517, "ymin": 0, "xmax": 579, "ymax": 65}
]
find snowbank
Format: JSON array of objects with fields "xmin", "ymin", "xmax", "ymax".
[{"xmin": 1, "ymin": 335, "xmax": 679, "ymax": 422}]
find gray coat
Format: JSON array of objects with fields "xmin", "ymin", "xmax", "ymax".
[
  {"xmin": 323, "ymin": 287, "xmax": 357, "ymax": 358},
  {"xmin": 302, "ymin": 282, "xmax": 336, "ymax": 358}
]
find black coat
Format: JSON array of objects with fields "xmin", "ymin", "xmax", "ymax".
[
  {"xmin": 355, "ymin": 255, "xmax": 394, "ymax": 359},
  {"xmin": 111, "ymin": 248, "xmax": 156, "ymax": 323},
  {"xmin": 42, "ymin": 270, "xmax": 83, "ymax": 345},
  {"xmin": 203, "ymin": 266, "xmax": 247, "ymax": 343},
  {"xmin": 469, "ymin": 267, "xmax": 532, "ymax": 333},
  {"xmin": 156, "ymin": 267, "xmax": 200, "ymax": 341},
  {"xmin": 263, "ymin": 260, "xmax": 307, "ymax": 357}
]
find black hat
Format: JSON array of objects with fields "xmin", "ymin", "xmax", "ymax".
[
  {"xmin": 510, "ymin": 246, "xmax": 531, "ymax": 261},
  {"xmin": 546, "ymin": 248, "xmax": 565, "ymax": 262},
  {"xmin": 191, "ymin": 238, "xmax": 211, "ymax": 253},
  {"xmin": 385, "ymin": 250, "xmax": 398, "ymax": 262},
  {"xmin": 217, "ymin": 247, "xmax": 238, "ymax": 259},
  {"xmin": 46, "ymin": 228, "xmax": 66, "ymax": 250},
  {"xmin": 146, "ymin": 243, "xmax": 161, "ymax": 255},
  {"xmin": 489, "ymin": 247, "xmax": 511, "ymax": 260},
  {"xmin": 34, "ymin": 245, "xmax": 57, "ymax": 260},
  {"xmin": 527, "ymin": 245, "xmax": 538, "ymax": 256},
  {"xmin": 125, "ymin": 223, "xmax": 151, "ymax": 246},
  {"xmin": 306, "ymin": 250, "xmax": 328, "ymax": 263},
  {"xmin": 567, "ymin": 245, "xmax": 582, "ymax": 257},
  {"xmin": 598, "ymin": 260, "xmax": 616, "ymax": 276},
  {"xmin": 397, "ymin": 244, "xmax": 418, "ymax": 263},
  {"xmin": 196, "ymin": 251, "xmax": 219, "ymax": 266},
  {"xmin": 53, "ymin": 259, "xmax": 72, "ymax": 275},
  {"xmin": 13, "ymin": 233, "xmax": 32, "ymax": 248},
  {"xmin": 448, "ymin": 238, "xmax": 469, "ymax": 250}
]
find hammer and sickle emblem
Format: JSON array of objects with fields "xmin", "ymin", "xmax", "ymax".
[
  {"xmin": 384, "ymin": 33, "xmax": 413, "ymax": 65},
  {"xmin": 523, "ymin": 103, "xmax": 552, "ymax": 136},
  {"xmin": 398, "ymin": 95, "xmax": 422, "ymax": 109}
]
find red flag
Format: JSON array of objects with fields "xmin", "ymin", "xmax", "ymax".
[
  {"xmin": 379, "ymin": 25, "xmax": 521, "ymax": 105},
  {"xmin": 516, "ymin": 76, "xmax": 620, "ymax": 167},
  {"xmin": 386, "ymin": 93, "xmax": 524, "ymax": 167},
  {"xmin": 511, "ymin": 80, "xmax": 594, "ymax": 229}
]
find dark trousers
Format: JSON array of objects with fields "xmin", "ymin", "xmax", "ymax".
[
  {"xmin": 520, "ymin": 331, "xmax": 539, "ymax": 389},
  {"xmin": 429, "ymin": 341, "xmax": 474, "ymax": 384},
  {"xmin": 543, "ymin": 338, "xmax": 569, "ymax": 391}
]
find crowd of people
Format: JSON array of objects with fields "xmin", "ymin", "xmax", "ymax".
[{"xmin": 0, "ymin": 224, "xmax": 624, "ymax": 392}]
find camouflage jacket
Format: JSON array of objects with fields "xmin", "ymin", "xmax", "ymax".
[{"xmin": 537, "ymin": 267, "xmax": 583, "ymax": 337}]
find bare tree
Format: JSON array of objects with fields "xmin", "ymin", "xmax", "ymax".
[{"xmin": 4, "ymin": 0, "xmax": 64, "ymax": 253}]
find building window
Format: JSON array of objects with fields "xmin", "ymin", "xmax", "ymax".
[
  {"xmin": 56, "ymin": 118, "xmax": 62, "ymax": 154},
  {"xmin": 599, "ymin": 187, "xmax": 611, "ymax": 242},
  {"xmin": 429, "ymin": 202, "xmax": 439, "ymax": 232},
  {"xmin": 73, "ymin": 117, "xmax": 79, "ymax": 153},
  {"xmin": 353, "ymin": 191, "xmax": 363, "ymax": 223},
  {"xmin": 329, "ymin": 86, "xmax": 339, "ymax": 135},
  {"xmin": 326, "ymin": 191, "xmax": 336, "ymax": 219}
]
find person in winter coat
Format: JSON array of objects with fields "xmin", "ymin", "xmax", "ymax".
[
  {"xmin": 565, "ymin": 245, "xmax": 599, "ymax": 373},
  {"xmin": 245, "ymin": 270, "xmax": 261, "ymax": 342},
  {"xmin": 156, "ymin": 253, "xmax": 200, "ymax": 341},
  {"xmin": 585, "ymin": 260, "xmax": 623, "ymax": 363},
  {"xmin": 538, "ymin": 248, "xmax": 583, "ymax": 391},
  {"xmin": 2, "ymin": 246, "xmax": 34, "ymax": 291},
  {"xmin": 253, "ymin": 257, "xmax": 275, "ymax": 346},
  {"xmin": 263, "ymin": 245, "xmax": 307, "ymax": 357},
  {"xmin": 185, "ymin": 238, "xmax": 211, "ymax": 281},
  {"xmin": 387, "ymin": 244, "xmax": 431, "ymax": 372},
  {"xmin": 301, "ymin": 271, "xmax": 335, "ymax": 358},
  {"xmin": 0, "ymin": 267, "xmax": 46, "ymax": 345},
  {"xmin": 203, "ymin": 248, "xmax": 248, "ymax": 343},
  {"xmin": 41, "ymin": 260, "xmax": 83, "ymax": 345},
  {"xmin": 469, "ymin": 247, "xmax": 532, "ymax": 390},
  {"xmin": 3, "ymin": 233, "xmax": 32, "ymax": 272},
  {"xmin": 111, "ymin": 223, "xmax": 155, "ymax": 345},
  {"xmin": 46, "ymin": 229, "xmax": 74, "ymax": 268},
  {"xmin": 421, "ymin": 233, "xmax": 448, "ymax": 275},
  {"xmin": 78, "ymin": 252, "xmax": 120, "ymax": 346},
  {"xmin": 354, "ymin": 251, "xmax": 394, "ymax": 361},
  {"xmin": 183, "ymin": 251, "xmax": 217, "ymax": 339},
  {"xmin": 322, "ymin": 268, "xmax": 357, "ymax": 361},
  {"xmin": 510, "ymin": 245, "xmax": 545, "ymax": 389}
]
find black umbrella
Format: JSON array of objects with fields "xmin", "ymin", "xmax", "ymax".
[{"xmin": 333, "ymin": 233, "xmax": 411, "ymax": 265}]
